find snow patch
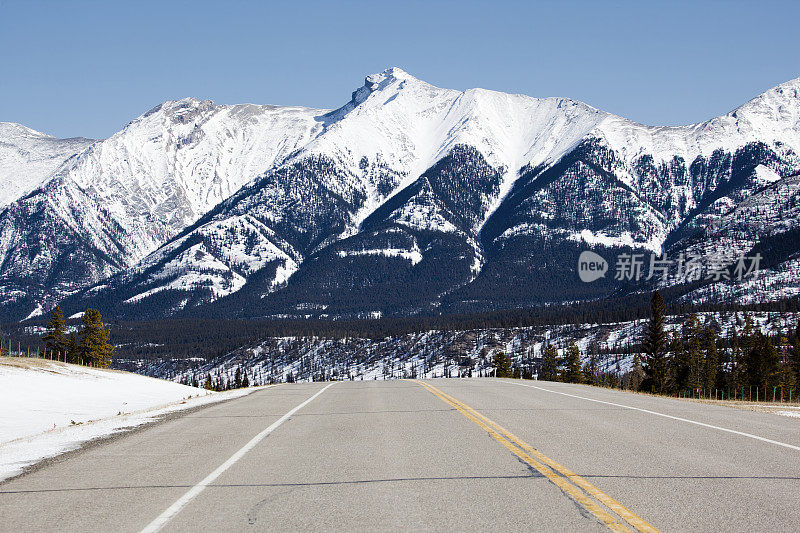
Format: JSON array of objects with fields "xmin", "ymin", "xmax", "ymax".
[
  {"xmin": 337, "ymin": 247, "xmax": 423, "ymax": 265},
  {"xmin": 0, "ymin": 357, "xmax": 262, "ymax": 482}
]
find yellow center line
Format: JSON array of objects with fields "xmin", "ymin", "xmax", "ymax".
[
  {"xmin": 412, "ymin": 380, "xmax": 659, "ymax": 533},
  {"xmin": 419, "ymin": 381, "xmax": 659, "ymax": 533}
]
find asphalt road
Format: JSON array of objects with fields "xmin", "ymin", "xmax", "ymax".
[{"xmin": 1, "ymin": 378, "xmax": 799, "ymax": 532}]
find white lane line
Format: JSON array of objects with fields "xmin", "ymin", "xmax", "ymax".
[
  {"xmin": 499, "ymin": 380, "xmax": 800, "ymax": 452},
  {"xmin": 140, "ymin": 383, "xmax": 335, "ymax": 533}
]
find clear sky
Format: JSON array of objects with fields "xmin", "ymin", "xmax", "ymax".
[{"xmin": 1, "ymin": 0, "xmax": 798, "ymax": 139}]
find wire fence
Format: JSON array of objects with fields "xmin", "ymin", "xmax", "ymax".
[
  {"xmin": 1, "ymin": 342, "xmax": 104, "ymax": 368},
  {"xmin": 676, "ymin": 386, "xmax": 797, "ymax": 403}
]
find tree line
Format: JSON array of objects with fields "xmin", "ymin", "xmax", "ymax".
[
  {"xmin": 638, "ymin": 291, "xmax": 800, "ymax": 400},
  {"xmin": 491, "ymin": 291, "xmax": 800, "ymax": 402},
  {"xmin": 178, "ymin": 365, "xmax": 253, "ymax": 391}
]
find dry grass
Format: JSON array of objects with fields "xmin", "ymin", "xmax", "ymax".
[
  {"xmin": 678, "ymin": 397, "xmax": 800, "ymax": 415},
  {"xmin": 518, "ymin": 379, "xmax": 800, "ymax": 417},
  {"xmin": 0, "ymin": 356, "xmax": 69, "ymax": 370},
  {"xmin": 0, "ymin": 356, "xmax": 126, "ymax": 374}
]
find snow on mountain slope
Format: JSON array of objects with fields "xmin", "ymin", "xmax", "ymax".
[
  {"xmin": 8, "ymin": 68, "xmax": 800, "ymax": 320},
  {"xmin": 672, "ymin": 172, "xmax": 800, "ymax": 303},
  {"xmin": 78, "ymin": 69, "xmax": 614, "ymax": 316},
  {"xmin": 0, "ymin": 99, "xmax": 327, "ymax": 316},
  {"xmin": 594, "ymin": 77, "xmax": 800, "ymax": 170},
  {"xmin": 0, "ymin": 122, "xmax": 93, "ymax": 207},
  {"xmin": 294, "ymin": 68, "xmax": 608, "ymax": 228},
  {"xmin": 0, "ymin": 356, "xmax": 260, "ymax": 481},
  {"xmin": 64, "ymin": 98, "xmax": 326, "ymax": 236}
]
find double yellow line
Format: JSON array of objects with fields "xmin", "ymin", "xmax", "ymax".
[{"xmin": 412, "ymin": 380, "xmax": 659, "ymax": 533}]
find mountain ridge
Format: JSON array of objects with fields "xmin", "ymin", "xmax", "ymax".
[{"xmin": 2, "ymin": 68, "xmax": 799, "ymax": 321}]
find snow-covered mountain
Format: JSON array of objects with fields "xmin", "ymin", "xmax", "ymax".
[
  {"xmin": 0, "ymin": 123, "xmax": 93, "ymax": 207},
  {"xmin": 3, "ymin": 68, "xmax": 800, "ymax": 321},
  {"xmin": 0, "ymin": 99, "xmax": 325, "ymax": 317}
]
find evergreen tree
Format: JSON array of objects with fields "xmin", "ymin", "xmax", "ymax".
[
  {"xmin": 539, "ymin": 344, "xmax": 559, "ymax": 381},
  {"xmin": 672, "ymin": 314, "xmax": 701, "ymax": 392},
  {"xmin": 562, "ymin": 342, "xmax": 583, "ymax": 384},
  {"xmin": 493, "ymin": 351, "xmax": 512, "ymax": 378},
  {"xmin": 234, "ymin": 366, "xmax": 243, "ymax": 388},
  {"xmin": 628, "ymin": 354, "xmax": 645, "ymax": 391},
  {"xmin": 582, "ymin": 354, "xmax": 598, "ymax": 385},
  {"xmin": 728, "ymin": 327, "xmax": 745, "ymax": 391},
  {"xmin": 78, "ymin": 308, "xmax": 114, "ymax": 368},
  {"xmin": 66, "ymin": 333, "xmax": 80, "ymax": 364},
  {"xmin": 745, "ymin": 332, "xmax": 780, "ymax": 390},
  {"xmin": 642, "ymin": 291, "xmax": 668, "ymax": 393},
  {"xmin": 242, "ymin": 371, "xmax": 250, "ymax": 388},
  {"xmin": 700, "ymin": 326, "xmax": 721, "ymax": 392},
  {"xmin": 42, "ymin": 306, "xmax": 69, "ymax": 359},
  {"xmin": 684, "ymin": 314, "xmax": 703, "ymax": 393},
  {"xmin": 791, "ymin": 321, "xmax": 800, "ymax": 390},
  {"xmin": 668, "ymin": 331, "xmax": 686, "ymax": 392}
]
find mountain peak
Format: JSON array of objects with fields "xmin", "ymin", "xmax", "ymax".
[
  {"xmin": 366, "ymin": 66, "xmax": 415, "ymax": 84},
  {"xmin": 350, "ymin": 67, "xmax": 419, "ymax": 107}
]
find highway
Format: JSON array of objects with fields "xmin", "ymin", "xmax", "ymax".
[{"xmin": 1, "ymin": 378, "xmax": 799, "ymax": 532}]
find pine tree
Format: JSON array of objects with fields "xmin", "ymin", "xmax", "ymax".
[
  {"xmin": 78, "ymin": 308, "xmax": 114, "ymax": 368},
  {"xmin": 700, "ymin": 326, "xmax": 721, "ymax": 392},
  {"xmin": 684, "ymin": 314, "xmax": 703, "ymax": 393},
  {"xmin": 234, "ymin": 366, "xmax": 243, "ymax": 388},
  {"xmin": 582, "ymin": 354, "xmax": 598, "ymax": 385},
  {"xmin": 493, "ymin": 351, "xmax": 512, "ymax": 378},
  {"xmin": 242, "ymin": 371, "xmax": 250, "ymax": 388},
  {"xmin": 66, "ymin": 333, "xmax": 80, "ymax": 364},
  {"xmin": 43, "ymin": 306, "xmax": 69, "ymax": 359},
  {"xmin": 539, "ymin": 344, "xmax": 559, "ymax": 381},
  {"xmin": 668, "ymin": 331, "xmax": 686, "ymax": 392},
  {"xmin": 204, "ymin": 374, "xmax": 213, "ymax": 390},
  {"xmin": 628, "ymin": 354, "xmax": 645, "ymax": 391},
  {"xmin": 763, "ymin": 335, "xmax": 780, "ymax": 391},
  {"xmin": 745, "ymin": 332, "xmax": 780, "ymax": 390},
  {"xmin": 672, "ymin": 322, "xmax": 694, "ymax": 394},
  {"xmin": 642, "ymin": 291, "xmax": 668, "ymax": 393},
  {"xmin": 791, "ymin": 321, "xmax": 800, "ymax": 391},
  {"xmin": 562, "ymin": 343, "xmax": 583, "ymax": 384},
  {"xmin": 728, "ymin": 327, "xmax": 745, "ymax": 391}
]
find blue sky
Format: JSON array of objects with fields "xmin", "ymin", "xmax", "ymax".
[{"xmin": 1, "ymin": 0, "xmax": 798, "ymax": 139}]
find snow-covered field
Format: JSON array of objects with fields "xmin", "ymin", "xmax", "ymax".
[{"xmin": 0, "ymin": 357, "xmax": 261, "ymax": 482}]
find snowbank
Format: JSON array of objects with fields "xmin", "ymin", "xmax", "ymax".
[{"xmin": 0, "ymin": 357, "xmax": 262, "ymax": 482}]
